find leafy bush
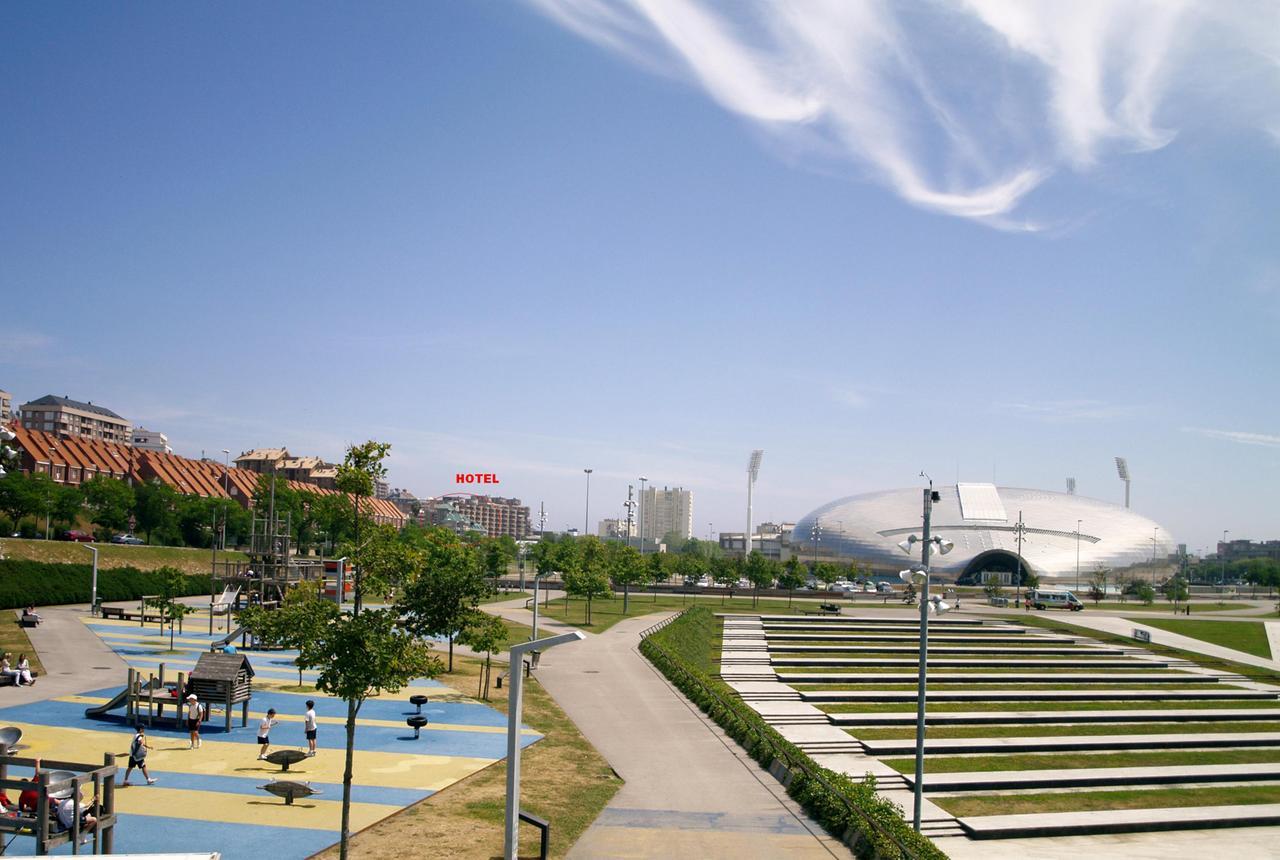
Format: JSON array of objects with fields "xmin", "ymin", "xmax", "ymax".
[
  {"xmin": 641, "ymin": 607, "xmax": 947, "ymax": 859},
  {"xmin": 0, "ymin": 560, "xmax": 211, "ymax": 609}
]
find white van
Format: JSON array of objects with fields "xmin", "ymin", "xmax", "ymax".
[{"xmin": 1026, "ymin": 589, "xmax": 1084, "ymax": 611}]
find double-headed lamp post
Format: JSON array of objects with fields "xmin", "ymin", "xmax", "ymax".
[{"xmin": 896, "ymin": 483, "xmax": 954, "ymax": 833}]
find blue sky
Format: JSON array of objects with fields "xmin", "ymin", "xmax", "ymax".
[{"xmin": 2, "ymin": 2, "xmax": 1277, "ymax": 551}]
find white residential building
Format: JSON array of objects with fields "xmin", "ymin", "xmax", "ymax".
[
  {"xmin": 131, "ymin": 427, "xmax": 173, "ymax": 454},
  {"xmin": 640, "ymin": 486, "xmax": 694, "ymax": 544}
]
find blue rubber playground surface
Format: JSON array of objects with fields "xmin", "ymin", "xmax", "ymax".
[{"xmin": 0, "ymin": 616, "xmax": 539, "ymax": 857}]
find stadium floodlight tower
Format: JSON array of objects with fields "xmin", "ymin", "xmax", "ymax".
[
  {"xmin": 745, "ymin": 450, "xmax": 763, "ymax": 559},
  {"xmin": 1115, "ymin": 457, "xmax": 1131, "ymax": 508}
]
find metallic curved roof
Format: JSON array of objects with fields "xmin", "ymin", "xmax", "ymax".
[{"xmin": 793, "ymin": 484, "xmax": 1174, "ymax": 582}]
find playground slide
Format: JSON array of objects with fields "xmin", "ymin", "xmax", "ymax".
[
  {"xmin": 84, "ymin": 687, "xmax": 130, "ymax": 718},
  {"xmin": 214, "ymin": 625, "xmax": 246, "ymax": 648}
]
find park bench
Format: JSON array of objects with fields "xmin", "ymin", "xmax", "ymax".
[
  {"xmin": 801, "ymin": 603, "xmax": 841, "ymax": 616},
  {"xmin": 19, "ymin": 614, "xmax": 39, "ymax": 628},
  {"xmin": 495, "ymin": 659, "xmax": 533, "ymax": 688},
  {"xmin": 519, "ymin": 811, "xmax": 551, "ymax": 860}
]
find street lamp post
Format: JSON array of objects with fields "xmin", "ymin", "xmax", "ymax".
[
  {"xmin": 895, "ymin": 478, "xmax": 954, "ymax": 833},
  {"xmin": 45, "ymin": 445, "xmax": 58, "ymax": 540},
  {"xmin": 221, "ymin": 449, "xmax": 231, "ymax": 550},
  {"xmin": 85, "ymin": 544, "xmax": 99, "ymax": 616},
  {"xmin": 1075, "ymin": 520, "xmax": 1082, "ymax": 594},
  {"xmin": 1221, "ymin": 530, "xmax": 1229, "ymax": 587},
  {"xmin": 638, "ymin": 476, "xmax": 648, "ymax": 554},
  {"xmin": 504, "ymin": 631, "xmax": 585, "ymax": 860},
  {"xmin": 1012, "ymin": 511, "xmax": 1027, "ymax": 604},
  {"xmin": 582, "ymin": 469, "xmax": 592, "ymax": 538}
]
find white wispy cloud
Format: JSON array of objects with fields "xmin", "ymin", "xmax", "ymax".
[
  {"xmin": 0, "ymin": 330, "xmax": 53, "ymax": 360},
  {"xmin": 1183, "ymin": 427, "xmax": 1280, "ymax": 449},
  {"xmin": 528, "ymin": 0, "xmax": 1275, "ymax": 225},
  {"xmin": 996, "ymin": 399, "xmax": 1142, "ymax": 423}
]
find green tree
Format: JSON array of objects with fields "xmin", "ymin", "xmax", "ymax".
[
  {"xmin": 1133, "ymin": 581, "xmax": 1156, "ymax": 605},
  {"xmin": 1022, "ymin": 570, "xmax": 1042, "ymax": 592},
  {"xmin": 710, "ymin": 555, "xmax": 737, "ymax": 604},
  {"xmin": 1163, "ymin": 573, "xmax": 1190, "ymax": 609},
  {"xmin": 134, "ymin": 479, "xmax": 178, "ymax": 544},
  {"xmin": 0, "ymin": 471, "xmax": 39, "ymax": 525},
  {"xmin": 778, "ymin": 556, "xmax": 805, "ymax": 607},
  {"xmin": 983, "ymin": 579, "xmax": 1004, "ymax": 603},
  {"xmin": 481, "ymin": 536, "xmax": 518, "ymax": 587},
  {"xmin": 334, "ymin": 440, "xmax": 392, "ymax": 614},
  {"xmin": 80, "ymin": 476, "xmax": 134, "ymax": 535},
  {"xmin": 396, "ymin": 532, "xmax": 489, "ymax": 671},
  {"xmin": 298, "ymin": 607, "xmax": 440, "ymax": 860},
  {"xmin": 744, "ymin": 551, "xmax": 774, "ymax": 608},
  {"xmin": 563, "ymin": 536, "xmax": 611, "ymax": 623},
  {"xmin": 455, "ymin": 610, "xmax": 508, "ymax": 700},
  {"xmin": 610, "ymin": 542, "xmax": 648, "ymax": 614},
  {"xmin": 814, "ymin": 561, "xmax": 840, "ymax": 590},
  {"xmin": 1089, "ymin": 567, "xmax": 1109, "ymax": 605},
  {"xmin": 146, "ymin": 566, "xmax": 194, "ymax": 650}
]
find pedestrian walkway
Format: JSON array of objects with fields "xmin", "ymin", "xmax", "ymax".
[
  {"xmin": 524, "ymin": 613, "xmax": 850, "ymax": 859},
  {"xmin": 1057, "ymin": 614, "xmax": 1280, "ymax": 672}
]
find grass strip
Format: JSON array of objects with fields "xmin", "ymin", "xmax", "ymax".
[
  {"xmin": 0, "ymin": 610, "xmax": 44, "ymax": 676},
  {"xmin": 793, "ymin": 683, "xmax": 1234, "ymax": 691},
  {"xmin": 935, "ymin": 784, "xmax": 1280, "ymax": 818},
  {"xmin": 882, "ymin": 747, "xmax": 1280, "ymax": 774},
  {"xmin": 819, "ymin": 699, "xmax": 1280, "ymax": 714},
  {"xmin": 1131, "ymin": 618, "xmax": 1273, "ymax": 659},
  {"xmin": 848, "ymin": 720, "xmax": 1280, "ymax": 740}
]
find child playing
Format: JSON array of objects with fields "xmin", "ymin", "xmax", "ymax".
[
  {"xmin": 122, "ymin": 725, "xmax": 156, "ymax": 786},
  {"xmin": 256, "ymin": 709, "xmax": 279, "ymax": 759}
]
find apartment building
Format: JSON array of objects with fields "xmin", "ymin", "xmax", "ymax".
[
  {"xmin": 131, "ymin": 427, "xmax": 173, "ymax": 454},
  {"xmin": 640, "ymin": 485, "xmax": 694, "ymax": 543},
  {"xmin": 0, "ymin": 389, "xmax": 11, "ymax": 421},
  {"xmin": 426, "ymin": 494, "xmax": 531, "ymax": 539},
  {"xmin": 18, "ymin": 394, "xmax": 132, "ymax": 445}
]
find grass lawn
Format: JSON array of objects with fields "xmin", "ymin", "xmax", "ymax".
[
  {"xmin": 480, "ymin": 590, "xmax": 530, "ymax": 605},
  {"xmin": 0, "ymin": 611, "xmax": 43, "ymax": 676},
  {"xmin": 782, "ymin": 665, "xmax": 1161, "ymax": 674},
  {"xmin": 794, "ymin": 682, "xmax": 1231, "ymax": 692},
  {"xmin": 1083, "ymin": 601, "xmax": 1255, "ymax": 613},
  {"xmin": 1131, "ymin": 618, "xmax": 1273, "ymax": 659},
  {"xmin": 534, "ymin": 592, "xmax": 864, "ymax": 633},
  {"xmin": 849, "ymin": 719, "xmax": 1280, "ymax": 740},
  {"xmin": 935, "ymin": 784, "xmax": 1280, "ymax": 818},
  {"xmin": 883, "ymin": 747, "xmax": 1280, "ymax": 774},
  {"xmin": 1008, "ymin": 616, "xmax": 1280, "ymax": 686},
  {"xmin": 819, "ymin": 698, "xmax": 1280, "ymax": 714},
  {"xmin": 0, "ymin": 537, "xmax": 247, "ymax": 574},
  {"xmin": 318, "ymin": 630, "xmax": 621, "ymax": 859}
]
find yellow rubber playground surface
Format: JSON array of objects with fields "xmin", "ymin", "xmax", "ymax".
[{"xmin": 0, "ymin": 616, "xmax": 539, "ymax": 858}]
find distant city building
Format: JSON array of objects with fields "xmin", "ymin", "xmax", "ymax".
[
  {"xmin": 130, "ymin": 427, "xmax": 173, "ymax": 454},
  {"xmin": 374, "ymin": 478, "xmax": 390, "ymax": 500},
  {"xmin": 425, "ymin": 494, "xmax": 531, "ymax": 539},
  {"xmin": 386, "ymin": 488, "xmax": 421, "ymax": 518},
  {"xmin": 235, "ymin": 448, "xmax": 290, "ymax": 474},
  {"xmin": 719, "ymin": 531, "xmax": 791, "ymax": 561},
  {"xmin": 641, "ymin": 486, "xmax": 693, "ymax": 543},
  {"xmin": 19, "ymin": 394, "xmax": 132, "ymax": 445},
  {"xmin": 598, "ymin": 518, "xmax": 635, "ymax": 540},
  {"xmin": 0, "ymin": 389, "xmax": 11, "ymax": 420},
  {"xmin": 236, "ymin": 448, "xmax": 338, "ymax": 489},
  {"xmin": 1218, "ymin": 539, "xmax": 1280, "ymax": 563}
]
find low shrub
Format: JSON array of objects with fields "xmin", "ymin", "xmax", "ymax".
[
  {"xmin": 0, "ymin": 560, "xmax": 211, "ymax": 609},
  {"xmin": 641, "ymin": 607, "xmax": 947, "ymax": 860}
]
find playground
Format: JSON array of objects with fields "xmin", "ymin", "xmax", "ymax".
[{"xmin": 0, "ymin": 612, "xmax": 541, "ymax": 858}]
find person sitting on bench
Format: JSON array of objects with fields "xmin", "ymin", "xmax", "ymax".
[
  {"xmin": 16, "ymin": 654, "xmax": 35, "ymax": 686},
  {"xmin": 22, "ymin": 605, "xmax": 42, "ymax": 626},
  {"xmin": 0, "ymin": 654, "xmax": 20, "ymax": 684}
]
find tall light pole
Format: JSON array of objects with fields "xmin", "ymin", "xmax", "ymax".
[
  {"xmin": 895, "ymin": 475, "xmax": 954, "ymax": 833},
  {"xmin": 1013, "ymin": 511, "xmax": 1027, "ymax": 604},
  {"xmin": 638, "ymin": 476, "xmax": 648, "ymax": 554},
  {"xmin": 746, "ymin": 450, "xmax": 763, "ymax": 560},
  {"xmin": 85, "ymin": 544, "xmax": 99, "ymax": 615},
  {"xmin": 1075, "ymin": 519, "xmax": 1082, "ymax": 594},
  {"xmin": 504, "ymin": 631, "xmax": 586, "ymax": 860},
  {"xmin": 221, "ymin": 449, "xmax": 231, "ymax": 550},
  {"xmin": 1221, "ymin": 529, "xmax": 1229, "ymax": 586},
  {"xmin": 582, "ymin": 469, "xmax": 592, "ymax": 537}
]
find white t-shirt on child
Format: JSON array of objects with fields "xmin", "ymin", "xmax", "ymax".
[{"xmin": 258, "ymin": 717, "xmax": 277, "ymax": 735}]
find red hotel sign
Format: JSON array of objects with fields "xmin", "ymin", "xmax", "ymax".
[{"xmin": 456, "ymin": 473, "xmax": 500, "ymax": 484}]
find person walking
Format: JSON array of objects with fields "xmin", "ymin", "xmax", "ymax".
[
  {"xmin": 122, "ymin": 725, "xmax": 156, "ymax": 786},
  {"xmin": 304, "ymin": 700, "xmax": 317, "ymax": 757},
  {"xmin": 257, "ymin": 709, "xmax": 279, "ymax": 759},
  {"xmin": 185, "ymin": 693, "xmax": 203, "ymax": 749}
]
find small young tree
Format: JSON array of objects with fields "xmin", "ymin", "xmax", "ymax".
[
  {"xmin": 1134, "ymin": 581, "xmax": 1156, "ymax": 605},
  {"xmin": 397, "ymin": 534, "xmax": 489, "ymax": 672},
  {"xmin": 710, "ymin": 555, "xmax": 737, "ymax": 604},
  {"xmin": 983, "ymin": 578, "xmax": 1004, "ymax": 604},
  {"xmin": 334, "ymin": 440, "xmax": 392, "ymax": 615},
  {"xmin": 1163, "ymin": 574, "xmax": 1190, "ymax": 610},
  {"xmin": 778, "ymin": 556, "xmax": 806, "ymax": 608},
  {"xmin": 563, "ymin": 537, "xmax": 611, "ymax": 623},
  {"xmin": 299, "ymin": 607, "xmax": 440, "ymax": 860},
  {"xmin": 744, "ymin": 551, "xmax": 774, "ymax": 609},
  {"xmin": 814, "ymin": 561, "xmax": 840, "ymax": 591},
  {"xmin": 1089, "ymin": 566, "xmax": 1110, "ymax": 605},
  {"xmin": 146, "ymin": 567, "xmax": 194, "ymax": 650},
  {"xmin": 610, "ymin": 542, "xmax": 648, "ymax": 615},
  {"xmin": 455, "ymin": 610, "xmax": 508, "ymax": 699}
]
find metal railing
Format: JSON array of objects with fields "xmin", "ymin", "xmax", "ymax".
[{"xmin": 640, "ymin": 612, "xmax": 925, "ymax": 860}]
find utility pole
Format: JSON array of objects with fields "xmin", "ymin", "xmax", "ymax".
[
  {"xmin": 1013, "ymin": 510, "xmax": 1027, "ymax": 604},
  {"xmin": 912, "ymin": 484, "xmax": 933, "ymax": 833}
]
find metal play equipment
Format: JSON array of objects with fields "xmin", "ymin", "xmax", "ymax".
[
  {"xmin": 258, "ymin": 780, "xmax": 321, "ymax": 805},
  {"xmin": 264, "ymin": 749, "xmax": 308, "ymax": 772}
]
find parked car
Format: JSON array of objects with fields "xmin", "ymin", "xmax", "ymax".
[
  {"xmin": 876, "ymin": 582, "xmax": 893, "ymax": 593},
  {"xmin": 862, "ymin": 582, "xmax": 878, "ymax": 593},
  {"xmin": 111, "ymin": 533, "xmax": 145, "ymax": 545},
  {"xmin": 60, "ymin": 530, "xmax": 94, "ymax": 542}
]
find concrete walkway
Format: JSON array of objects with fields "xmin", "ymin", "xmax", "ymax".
[
  {"xmin": 526, "ymin": 613, "xmax": 850, "ymax": 859},
  {"xmin": 5, "ymin": 604, "xmax": 128, "ymax": 706}
]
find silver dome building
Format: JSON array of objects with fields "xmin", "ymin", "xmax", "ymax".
[{"xmin": 793, "ymin": 483, "xmax": 1175, "ymax": 585}]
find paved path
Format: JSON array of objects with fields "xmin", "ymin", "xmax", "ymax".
[
  {"xmin": 525, "ymin": 613, "xmax": 850, "ymax": 859},
  {"xmin": 6, "ymin": 604, "xmax": 128, "ymax": 706}
]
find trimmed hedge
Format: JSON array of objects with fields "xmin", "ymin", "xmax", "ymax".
[
  {"xmin": 0, "ymin": 560, "xmax": 211, "ymax": 610},
  {"xmin": 641, "ymin": 607, "xmax": 947, "ymax": 860}
]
